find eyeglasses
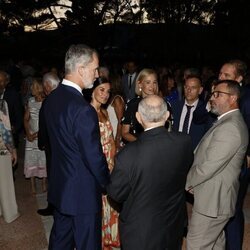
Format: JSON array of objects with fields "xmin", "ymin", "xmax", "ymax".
[{"xmin": 210, "ymin": 91, "xmax": 232, "ymax": 98}]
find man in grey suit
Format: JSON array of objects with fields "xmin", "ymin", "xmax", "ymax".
[{"xmin": 186, "ymin": 79, "xmax": 248, "ymax": 249}]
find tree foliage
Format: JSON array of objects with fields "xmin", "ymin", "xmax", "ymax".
[
  {"xmin": 0, "ymin": 0, "xmax": 249, "ymax": 33},
  {"xmin": 143, "ymin": 0, "xmax": 217, "ymax": 24}
]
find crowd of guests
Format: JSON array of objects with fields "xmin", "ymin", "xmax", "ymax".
[{"xmin": 0, "ymin": 44, "xmax": 250, "ymax": 250}]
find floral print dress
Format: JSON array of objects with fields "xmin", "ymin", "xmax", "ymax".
[{"xmin": 99, "ymin": 119, "xmax": 120, "ymax": 250}]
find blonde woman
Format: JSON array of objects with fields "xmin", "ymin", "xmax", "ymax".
[
  {"xmin": 24, "ymin": 78, "xmax": 46, "ymax": 194},
  {"xmin": 121, "ymin": 68, "xmax": 158, "ymax": 142}
]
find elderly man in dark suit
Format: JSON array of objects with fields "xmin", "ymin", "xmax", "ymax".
[
  {"xmin": 108, "ymin": 95, "xmax": 193, "ymax": 250},
  {"xmin": 43, "ymin": 44, "xmax": 110, "ymax": 250},
  {"xmin": 37, "ymin": 72, "xmax": 60, "ymax": 216}
]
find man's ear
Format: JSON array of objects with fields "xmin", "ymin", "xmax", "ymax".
[
  {"xmin": 236, "ymin": 75, "xmax": 243, "ymax": 83},
  {"xmin": 230, "ymin": 94, "xmax": 238, "ymax": 104},
  {"xmin": 78, "ymin": 66, "xmax": 84, "ymax": 77},
  {"xmin": 199, "ymin": 86, "xmax": 204, "ymax": 95},
  {"xmin": 165, "ymin": 111, "xmax": 170, "ymax": 122},
  {"xmin": 136, "ymin": 112, "xmax": 142, "ymax": 125}
]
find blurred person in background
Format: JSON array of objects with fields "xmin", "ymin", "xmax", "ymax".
[
  {"xmin": 0, "ymin": 98, "xmax": 20, "ymax": 223},
  {"xmin": 23, "ymin": 78, "xmax": 46, "ymax": 194}
]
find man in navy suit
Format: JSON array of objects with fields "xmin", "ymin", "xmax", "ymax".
[
  {"xmin": 43, "ymin": 44, "xmax": 110, "ymax": 250},
  {"xmin": 121, "ymin": 60, "xmax": 138, "ymax": 102},
  {"xmin": 171, "ymin": 75, "xmax": 208, "ymax": 150}
]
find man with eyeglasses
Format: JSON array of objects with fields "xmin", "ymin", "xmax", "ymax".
[
  {"xmin": 218, "ymin": 59, "xmax": 250, "ymax": 250},
  {"xmin": 186, "ymin": 79, "xmax": 248, "ymax": 249}
]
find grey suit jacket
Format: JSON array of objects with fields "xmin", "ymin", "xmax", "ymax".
[{"xmin": 186, "ymin": 109, "xmax": 248, "ymax": 217}]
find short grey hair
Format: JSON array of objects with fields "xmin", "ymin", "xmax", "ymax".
[
  {"xmin": 64, "ymin": 44, "xmax": 98, "ymax": 74},
  {"xmin": 42, "ymin": 72, "xmax": 60, "ymax": 90},
  {"xmin": 138, "ymin": 95, "xmax": 168, "ymax": 123}
]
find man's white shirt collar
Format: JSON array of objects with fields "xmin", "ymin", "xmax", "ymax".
[
  {"xmin": 218, "ymin": 109, "xmax": 239, "ymax": 120},
  {"xmin": 62, "ymin": 79, "xmax": 82, "ymax": 95},
  {"xmin": 184, "ymin": 98, "xmax": 199, "ymax": 108}
]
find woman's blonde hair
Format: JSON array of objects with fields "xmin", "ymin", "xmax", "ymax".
[
  {"xmin": 31, "ymin": 78, "xmax": 45, "ymax": 99},
  {"xmin": 135, "ymin": 68, "xmax": 158, "ymax": 96}
]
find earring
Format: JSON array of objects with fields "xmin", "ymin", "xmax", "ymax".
[{"xmin": 139, "ymin": 88, "xmax": 142, "ymax": 92}]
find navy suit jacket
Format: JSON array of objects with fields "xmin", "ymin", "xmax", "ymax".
[
  {"xmin": 38, "ymin": 97, "xmax": 52, "ymax": 179},
  {"xmin": 171, "ymin": 99, "xmax": 208, "ymax": 150},
  {"xmin": 43, "ymin": 84, "xmax": 110, "ymax": 216},
  {"xmin": 241, "ymin": 85, "xmax": 250, "ymax": 156}
]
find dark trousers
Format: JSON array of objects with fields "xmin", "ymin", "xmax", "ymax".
[
  {"xmin": 225, "ymin": 167, "xmax": 250, "ymax": 250},
  {"xmin": 49, "ymin": 209, "xmax": 102, "ymax": 250}
]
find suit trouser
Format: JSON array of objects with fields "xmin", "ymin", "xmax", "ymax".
[
  {"xmin": 49, "ymin": 208, "xmax": 102, "ymax": 250},
  {"xmin": 187, "ymin": 210, "xmax": 230, "ymax": 250},
  {"xmin": 225, "ymin": 167, "xmax": 250, "ymax": 250},
  {"xmin": 0, "ymin": 154, "xmax": 20, "ymax": 223}
]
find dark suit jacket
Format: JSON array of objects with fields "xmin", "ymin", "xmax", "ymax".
[
  {"xmin": 38, "ymin": 97, "xmax": 52, "ymax": 178},
  {"xmin": 107, "ymin": 126, "xmax": 193, "ymax": 250},
  {"xmin": 241, "ymin": 85, "xmax": 250, "ymax": 156},
  {"xmin": 3, "ymin": 86, "xmax": 23, "ymax": 138},
  {"xmin": 43, "ymin": 84, "xmax": 110, "ymax": 216},
  {"xmin": 121, "ymin": 73, "xmax": 138, "ymax": 102},
  {"xmin": 171, "ymin": 99, "xmax": 208, "ymax": 150}
]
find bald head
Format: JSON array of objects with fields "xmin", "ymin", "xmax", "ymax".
[{"xmin": 136, "ymin": 95, "xmax": 169, "ymax": 129}]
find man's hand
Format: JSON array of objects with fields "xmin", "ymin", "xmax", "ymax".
[{"xmin": 186, "ymin": 186, "xmax": 194, "ymax": 194}]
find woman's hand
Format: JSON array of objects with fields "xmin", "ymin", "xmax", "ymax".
[
  {"xmin": 11, "ymin": 148, "xmax": 17, "ymax": 166},
  {"xmin": 26, "ymin": 132, "xmax": 38, "ymax": 142}
]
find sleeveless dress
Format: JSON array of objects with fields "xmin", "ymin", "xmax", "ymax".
[
  {"xmin": 99, "ymin": 119, "xmax": 120, "ymax": 249},
  {"xmin": 107, "ymin": 95, "xmax": 124, "ymax": 138},
  {"xmin": 24, "ymin": 97, "xmax": 46, "ymax": 178}
]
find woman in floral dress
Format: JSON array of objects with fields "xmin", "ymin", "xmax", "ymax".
[{"xmin": 90, "ymin": 77, "xmax": 120, "ymax": 249}]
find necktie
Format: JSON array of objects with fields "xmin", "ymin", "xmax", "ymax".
[
  {"xmin": 129, "ymin": 75, "xmax": 132, "ymax": 89},
  {"xmin": 182, "ymin": 105, "xmax": 193, "ymax": 134}
]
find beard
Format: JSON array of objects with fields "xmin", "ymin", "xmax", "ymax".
[
  {"xmin": 85, "ymin": 82, "xmax": 94, "ymax": 89},
  {"xmin": 210, "ymin": 106, "xmax": 220, "ymax": 116},
  {"xmin": 82, "ymin": 75, "xmax": 94, "ymax": 89}
]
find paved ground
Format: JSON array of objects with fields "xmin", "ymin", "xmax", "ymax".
[{"xmin": 1, "ymin": 135, "xmax": 250, "ymax": 249}]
